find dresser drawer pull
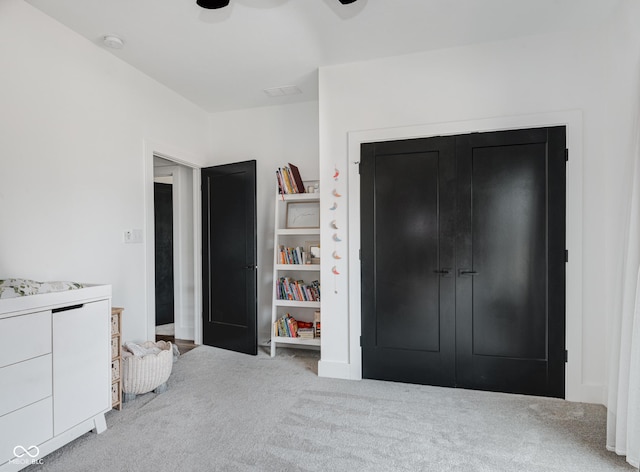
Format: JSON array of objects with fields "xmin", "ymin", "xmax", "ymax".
[{"xmin": 52, "ymin": 304, "xmax": 84, "ymax": 313}]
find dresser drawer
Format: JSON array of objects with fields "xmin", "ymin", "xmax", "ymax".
[
  {"xmin": 0, "ymin": 311, "xmax": 51, "ymax": 368},
  {"xmin": 0, "ymin": 397, "xmax": 53, "ymax": 466},
  {"xmin": 0, "ymin": 354, "xmax": 52, "ymax": 417}
]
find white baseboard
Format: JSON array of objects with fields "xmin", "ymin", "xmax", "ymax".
[
  {"xmin": 318, "ymin": 360, "xmax": 353, "ymax": 379},
  {"xmin": 576, "ymin": 383, "xmax": 605, "ymax": 405}
]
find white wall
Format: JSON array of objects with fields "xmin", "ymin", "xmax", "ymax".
[
  {"xmin": 0, "ymin": 0, "xmax": 209, "ymax": 342},
  {"xmin": 208, "ymin": 102, "xmax": 319, "ymax": 344},
  {"xmin": 317, "ymin": 21, "xmax": 633, "ymax": 403}
]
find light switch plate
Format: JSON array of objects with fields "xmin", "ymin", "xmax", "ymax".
[{"xmin": 123, "ymin": 229, "xmax": 143, "ymax": 244}]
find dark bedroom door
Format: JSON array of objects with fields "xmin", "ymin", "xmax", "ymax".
[
  {"xmin": 201, "ymin": 160, "xmax": 258, "ymax": 355},
  {"xmin": 361, "ymin": 127, "xmax": 566, "ymax": 398}
]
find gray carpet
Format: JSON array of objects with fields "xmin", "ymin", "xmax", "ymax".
[{"xmin": 27, "ymin": 346, "xmax": 633, "ymax": 472}]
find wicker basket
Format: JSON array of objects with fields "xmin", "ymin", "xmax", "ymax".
[{"xmin": 122, "ymin": 341, "xmax": 173, "ymax": 395}]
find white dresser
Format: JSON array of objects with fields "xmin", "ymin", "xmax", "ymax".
[{"xmin": 0, "ymin": 284, "xmax": 112, "ymax": 471}]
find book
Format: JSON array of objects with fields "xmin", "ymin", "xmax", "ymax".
[
  {"xmin": 288, "ymin": 166, "xmax": 300, "ymax": 193},
  {"xmin": 277, "ymin": 168, "xmax": 287, "ymax": 194},
  {"xmin": 287, "ymin": 315, "xmax": 298, "ymax": 337},
  {"xmin": 276, "ymin": 164, "xmax": 308, "ymax": 194},
  {"xmin": 276, "ymin": 170, "xmax": 284, "ymax": 195},
  {"xmin": 274, "ymin": 313, "xmax": 301, "ymax": 337},
  {"xmin": 314, "ymin": 311, "xmax": 321, "ymax": 338},
  {"xmin": 276, "ymin": 277, "xmax": 321, "ymax": 302},
  {"xmin": 298, "ymin": 327, "xmax": 314, "ymax": 339},
  {"xmin": 282, "ymin": 167, "xmax": 295, "ymax": 193},
  {"xmin": 288, "ymin": 163, "xmax": 306, "ymax": 193}
]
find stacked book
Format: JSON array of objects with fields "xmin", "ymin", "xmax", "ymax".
[
  {"xmin": 297, "ymin": 320, "xmax": 315, "ymax": 339},
  {"xmin": 274, "ymin": 313, "xmax": 298, "ymax": 337},
  {"xmin": 298, "ymin": 328, "xmax": 314, "ymax": 339},
  {"xmin": 276, "ymin": 277, "xmax": 320, "ymax": 302},
  {"xmin": 278, "ymin": 245, "xmax": 306, "ymax": 265},
  {"xmin": 276, "ymin": 163, "xmax": 305, "ymax": 194},
  {"xmin": 273, "ymin": 314, "xmax": 319, "ymax": 339}
]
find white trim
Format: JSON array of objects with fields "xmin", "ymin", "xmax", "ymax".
[
  {"xmin": 193, "ymin": 168, "xmax": 203, "ymax": 345},
  {"xmin": 580, "ymin": 383, "xmax": 606, "ymax": 405},
  {"xmin": 347, "ymin": 111, "xmax": 590, "ymax": 402},
  {"xmin": 318, "ymin": 359, "xmax": 355, "ymax": 379},
  {"xmin": 143, "ymin": 140, "xmax": 203, "ymax": 345}
]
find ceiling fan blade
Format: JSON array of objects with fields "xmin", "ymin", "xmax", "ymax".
[
  {"xmin": 197, "ymin": 0, "xmax": 230, "ymax": 9},
  {"xmin": 195, "ymin": 0, "xmax": 356, "ymax": 9}
]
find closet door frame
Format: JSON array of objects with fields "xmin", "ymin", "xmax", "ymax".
[{"xmin": 341, "ymin": 111, "xmax": 587, "ymax": 402}]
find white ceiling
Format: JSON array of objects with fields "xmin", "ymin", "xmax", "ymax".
[{"xmin": 26, "ymin": 0, "xmax": 620, "ymax": 112}]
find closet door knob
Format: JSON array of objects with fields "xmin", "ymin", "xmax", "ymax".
[
  {"xmin": 458, "ymin": 269, "xmax": 478, "ymax": 277},
  {"xmin": 433, "ymin": 268, "xmax": 452, "ymax": 277}
]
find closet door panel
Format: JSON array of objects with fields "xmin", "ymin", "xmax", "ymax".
[
  {"xmin": 374, "ymin": 151, "xmax": 440, "ymax": 351},
  {"xmin": 361, "ymin": 137, "xmax": 456, "ymax": 386},
  {"xmin": 470, "ymin": 143, "xmax": 547, "ymax": 359},
  {"xmin": 455, "ymin": 127, "xmax": 566, "ymax": 398}
]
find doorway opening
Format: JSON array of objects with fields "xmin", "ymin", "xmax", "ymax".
[{"xmin": 153, "ymin": 156, "xmax": 197, "ymax": 354}]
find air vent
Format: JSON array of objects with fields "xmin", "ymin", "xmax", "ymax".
[{"xmin": 263, "ymin": 85, "xmax": 302, "ymax": 98}]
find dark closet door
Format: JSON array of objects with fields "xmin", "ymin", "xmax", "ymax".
[
  {"xmin": 361, "ymin": 127, "xmax": 566, "ymax": 398},
  {"xmin": 361, "ymin": 137, "xmax": 456, "ymax": 386},
  {"xmin": 154, "ymin": 182, "xmax": 174, "ymax": 326},
  {"xmin": 455, "ymin": 127, "xmax": 566, "ymax": 398},
  {"xmin": 201, "ymin": 160, "xmax": 257, "ymax": 355}
]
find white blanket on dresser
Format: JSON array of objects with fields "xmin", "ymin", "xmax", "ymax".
[{"xmin": 0, "ymin": 278, "xmax": 85, "ymax": 299}]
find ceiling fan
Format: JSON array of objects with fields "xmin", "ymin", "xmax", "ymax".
[{"xmin": 197, "ymin": 0, "xmax": 357, "ymax": 8}]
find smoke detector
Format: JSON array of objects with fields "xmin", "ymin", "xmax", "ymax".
[{"xmin": 103, "ymin": 35, "xmax": 124, "ymax": 50}]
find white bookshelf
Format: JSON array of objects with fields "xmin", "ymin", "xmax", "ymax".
[{"xmin": 270, "ymin": 189, "xmax": 321, "ymax": 357}]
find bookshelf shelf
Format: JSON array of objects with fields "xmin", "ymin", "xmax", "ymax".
[
  {"xmin": 274, "ymin": 299, "xmax": 321, "ymax": 308},
  {"xmin": 272, "ymin": 336, "xmax": 321, "ymax": 347},
  {"xmin": 275, "ymin": 264, "xmax": 320, "ymax": 271},
  {"xmin": 276, "ymin": 228, "xmax": 321, "ymax": 236},
  {"xmin": 276, "ymin": 192, "xmax": 320, "ymax": 202},
  {"xmin": 271, "ymin": 177, "xmax": 321, "ymax": 357}
]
